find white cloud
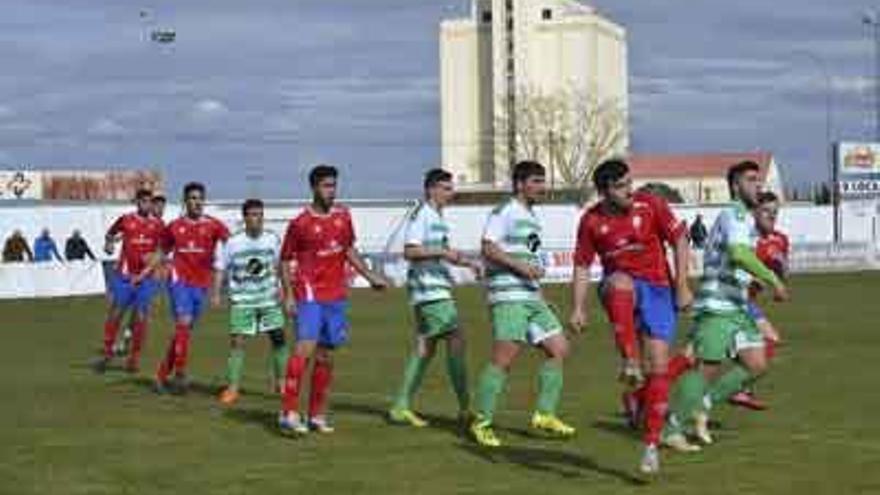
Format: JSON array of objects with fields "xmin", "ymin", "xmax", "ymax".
[
  {"xmin": 193, "ymin": 99, "xmax": 229, "ymax": 117},
  {"xmin": 88, "ymin": 117, "xmax": 126, "ymax": 136},
  {"xmin": 0, "ymin": 105, "xmax": 13, "ymax": 119}
]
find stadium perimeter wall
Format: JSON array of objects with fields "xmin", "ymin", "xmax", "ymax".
[{"xmin": 0, "ymin": 200, "xmax": 877, "ymax": 299}]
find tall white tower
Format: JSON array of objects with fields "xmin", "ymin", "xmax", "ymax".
[{"xmin": 440, "ymin": 0, "xmax": 628, "ymax": 187}]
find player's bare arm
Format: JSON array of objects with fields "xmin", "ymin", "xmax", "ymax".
[
  {"xmin": 569, "ymin": 264, "xmax": 591, "ymax": 333},
  {"xmin": 481, "ymin": 239, "xmax": 543, "ymax": 280},
  {"xmin": 211, "ymin": 268, "xmax": 224, "ymax": 308},
  {"xmin": 345, "ymin": 247, "xmax": 390, "ymax": 290},
  {"xmin": 671, "ymin": 230, "xmax": 694, "ymax": 310}
]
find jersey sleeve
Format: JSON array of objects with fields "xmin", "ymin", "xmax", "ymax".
[
  {"xmin": 107, "ymin": 215, "xmax": 125, "ymax": 238},
  {"xmin": 648, "ymin": 194, "xmax": 685, "ymax": 243},
  {"xmin": 573, "ymin": 212, "xmax": 596, "ymax": 267},
  {"xmin": 213, "ymin": 239, "xmax": 229, "ymax": 272},
  {"xmin": 280, "ymin": 219, "xmax": 298, "ymax": 262},
  {"xmin": 215, "ymin": 219, "xmax": 231, "ymax": 242},
  {"xmin": 403, "ymin": 208, "xmax": 426, "ymax": 246},
  {"xmin": 160, "ymin": 223, "xmax": 175, "ymax": 252},
  {"xmin": 344, "ymin": 211, "xmax": 356, "ymax": 248},
  {"xmin": 482, "ymin": 209, "xmax": 506, "ymax": 244}
]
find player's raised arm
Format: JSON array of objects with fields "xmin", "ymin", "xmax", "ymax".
[{"xmin": 723, "ymin": 209, "xmax": 788, "ymax": 302}]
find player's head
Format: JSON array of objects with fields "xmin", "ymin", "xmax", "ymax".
[
  {"xmin": 727, "ymin": 160, "xmax": 761, "ymax": 207},
  {"xmin": 511, "ymin": 160, "xmax": 546, "ymax": 204},
  {"xmin": 134, "ymin": 188, "xmax": 153, "ymax": 216},
  {"xmin": 309, "ymin": 164, "xmax": 338, "ymax": 208},
  {"xmin": 182, "ymin": 182, "xmax": 206, "ymax": 218},
  {"xmin": 755, "ymin": 191, "xmax": 780, "ymax": 234},
  {"xmin": 423, "ymin": 168, "xmax": 454, "ymax": 207},
  {"xmin": 241, "ymin": 198, "xmax": 264, "ymax": 234},
  {"xmin": 151, "ymin": 194, "xmax": 167, "ymax": 218},
  {"xmin": 593, "ymin": 159, "xmax": 633, "ymax": 209}
]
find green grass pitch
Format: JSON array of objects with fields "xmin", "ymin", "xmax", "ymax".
[{"xmin": 2, "ymin": 272, "xmax": 879, "ymax": 494}]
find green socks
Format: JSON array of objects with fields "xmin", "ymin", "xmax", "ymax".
[
  {"xmin": 668, "ymin": 369, "xmax": 707, "ymax": 432},
  {"xmin": 446, "ymin": 353, "xmax": 470, "ymax": 411},
  {"xmin": 225, "ymin": 348, "xmax": 245, "ymax": 389},
  {"xmin": 475, "ymin": 364, "xmax": 507, "ymax": 423},
  {"xmin": 535, "ymin": 361, "xmax": 564, "ymax": 415},
  {"xmin": 392, "ymin": 354, "xmax": 433, "ymax": 410},
  {"xmin": 705, "ymin": 365, "xmax": 753, "ymax": 409},
  {"xmin": 271, "ymin": 344, "xmax": 289, "ymax": 383}
]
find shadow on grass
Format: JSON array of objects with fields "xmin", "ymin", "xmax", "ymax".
[
  {"xmin": 125, "ymin": 375, "xmax": 220, "ymax": 399},
  {"xmin": 455, "ymin": 443, "xmax": 647, "ymax": 485},
  {"xmin": 222, "ymin": 407, "xmax": 288, "ymax": 438},
  {"xmin": 592, "ymin": 417, "xmax": 641, "ymax": 441}
]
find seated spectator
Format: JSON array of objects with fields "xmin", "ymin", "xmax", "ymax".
[
  {"xmin": 33, "ymin": 228, "xmax": 63, "ymax": 263},
  {"xmin": 65, "ymin": 229, "xmax": 97, "ymax": 261},
  {"xmin": 2, "ymin": 230, "xmax": 33, "ymax": 262}
]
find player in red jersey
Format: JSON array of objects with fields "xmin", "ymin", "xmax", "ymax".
[
  {"xmin": 278, "ymin": 165, "xmax": 390, "ymax": 435},
  {"xmin": 92, "ymin": 188, "xmax": 165, "ymax": 373},
  {"xmin": 153, "ymin": 182, "xmax": 229, "ymax": 393},
  {"xmin": 728, "ymin": 190, "xmax": 789, "ymax": 410},
  {"xmin": 569, "ymin": 159, "xmax": 693, "ymax": 474}
]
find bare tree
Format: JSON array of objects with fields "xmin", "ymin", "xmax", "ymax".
[{"xmin": 496, "ymin": 85, "xmax": 627, "ymax": 195}]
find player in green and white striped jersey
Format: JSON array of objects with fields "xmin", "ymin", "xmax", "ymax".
[
  {"xmin": 213, "ymin": 199, "xmax": 289, "ymax": 406},
  {"xmin": 388, "ymin": 169, "xmax": 482, "ymax": 428},
  {"xmin": 664, "ymin": 161, "xmax": 790, "ymax": 450},
  {"xmin": 469, "ymin": 161, "xmax": 575, "ymax": 448}
]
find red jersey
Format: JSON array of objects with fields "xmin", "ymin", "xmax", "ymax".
[
  {"xmin": 162, "ymin": 215, "xmax": 230, "ymax": 288},
  {"xmin": 757, "ymin": 230, "xmax": 790, "ymax": 277},
  {"xmin": 281, "ymin": 206, "xmax": 355, "ymax": 302},
  {"xmin": 574, "ymin": 192, "xmax": 685, "ymax": 286},
  {"xmin": 108, "ymin": 212, "xmax": 164, "ymax": 277}
]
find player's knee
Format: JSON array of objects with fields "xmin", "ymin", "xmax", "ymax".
[
  {"xmin": 269, "ymin": 329, "xmax": 286, "ymax": 348},
  {"xmin": 607, "ymin": 272, "xmax": 634, "ymax": 292}
]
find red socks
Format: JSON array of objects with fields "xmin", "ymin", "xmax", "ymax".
[
  {"xmin": 667, "ymin": 354, "xmax": 694, "ymax": 381},
  {"xmin": 642, "ymin": 373, "xmax": 670, "ymax": 446},
  {"xmin": 764, "ymin": 338, "xmax": 777, "ymax": 361},
  {"xmin": 102, "ymin": 320, "xmax": 121, "ymax": 359},
  {"xmin": 604, "ymin": 288, "xmax": 638, "ymax": 361},
  {"xmin": 308, "ymin": 359, "xmax": 333, "ymax": 418},
  {"xmin": 172, "ymin": 323, "xmax": 191, "ymax": 374},
  {"xmin": 157, "ymin": 323, "xmax": 190, "ymax": 382},
  {"xmin": 282, "ymin": 356, "xmax": 308, "ymax": 414},
  {"xmin": 127, "ymin": 320, "xmax": 147, "ymax": 367}
]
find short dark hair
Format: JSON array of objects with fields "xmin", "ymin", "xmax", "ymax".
[
  {"xmin": 424, "ymin": 168, "xmax": 453, "ymax": 190},
  {"xmin": 241, "ymin": 198, "xmax": 264, "ymax": 216},
  {"xmin": 511, "ymin": 160, "xmax": 545, "ymax": 191},
  {"xmin": 592, "ymin": 159, "xmax": 630, "ymax": 192},
  {"xmin": 726, "ymin": 161, "xmax": 760, "ymax": 199},
  {"xmin": 309, "ymin": 164, "xmax": 338, "ymax": 187},
  {"xmin": 758, "ymin": 191, "xmax": 779, "ymax": 205},
  {"xmin": 135, "ymin": 188, "xmax": 153, "ymax": 200},
  {"xmin": 152, "ymin": 194, "xmax": 167, "ymax": 203},
  {"xmin": 183, "ymin": 182, "xmax": 206, "ymax": 198}
]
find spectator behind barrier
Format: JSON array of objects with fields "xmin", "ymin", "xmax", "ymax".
[
  {"xmin": 3, "ymin": 230, "xmax": 34, "ymax": 262},
  {"xmin": 65, "ymin": 229, "xmax": 97, "ymax": 261},
  {"xmin": 33, "ymin": 228, "xmax": 63, "ymax": 263},
  {"xmin": 690, "ymin": 214, "xmax": 708, "ymax": 249}
]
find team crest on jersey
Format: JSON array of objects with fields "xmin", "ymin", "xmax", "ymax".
[
  {"xmin": 246, "ymin": 257, "xmax": 265, "ymax": 276},
  {"xmin": 333, "ymin": 219, "xmax": 342, "ymax": 228},
  {"xmin": 314, "ymin": 225, "xmax": 322, "ymax": 234},
  {"xmin": 599, "ymin": 224, "xmax": 609, "ymax": 235},
  {"xmin": 633, "ymin": 216, "xmax": 642, "ymax": 229},
  {"xmin": 527, "ymin": 233, "xmax": 542, "ymax": 253}
]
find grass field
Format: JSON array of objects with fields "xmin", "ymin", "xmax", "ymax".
[{"xmin": 2, "ymin": 272, "xmax": 880, "ymax": 494}]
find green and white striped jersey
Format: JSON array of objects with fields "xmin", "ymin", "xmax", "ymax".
[
  {"xmin": 694, "ymin": 201, "xmax": 758, "ymax": 314},
  {"xmin": 215, "ymin": 229, "xmax": 281, "ymax": 309},
  {"xmin": 404, "ymin": 202, "xmax": 454, "ymax": 305},
  {"xmin": 482, "ymin": 198, "xmax": 543, "ymax": 304}
]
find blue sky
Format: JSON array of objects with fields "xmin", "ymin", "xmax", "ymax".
[{"xmin": 0, "ymin": 0, "xmax": 875, "ymax": 199}]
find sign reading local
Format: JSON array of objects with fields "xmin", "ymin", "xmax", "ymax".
[{"xmin": 836, "ymin": 142, "xmax": 880, "ymax": 199}]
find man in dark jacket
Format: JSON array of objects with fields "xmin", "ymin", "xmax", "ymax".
[
  {"xmin": 65, "ymin": 230, "xmax": 97, "ymax": 261},
  {"xmin": 3, "ymin": 230, "xmax": 33, "ymax": 262}
]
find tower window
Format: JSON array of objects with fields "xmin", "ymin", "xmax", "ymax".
[
  {"xmin": 542, "ymin": 8, "xmax": 552, "ymax": 20},
  {"xmin": 481, "ymin": 11, "xmax": 492, "ymax": 23}
]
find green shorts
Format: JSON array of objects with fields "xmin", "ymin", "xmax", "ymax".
[
  {"xmin": 491, "ymin": 300, "xmax": 562, "ymax": 345},
  {"xmin": 230, "ymin": 305, "xmax": 285, "ymax": 336},
  {"xmin": 692, "ymin": 310, "xmax": 765, "ymax": 362},
  {"xmin": 413, "ymin": 299, "xmax": 460, "ymax": 338}
]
